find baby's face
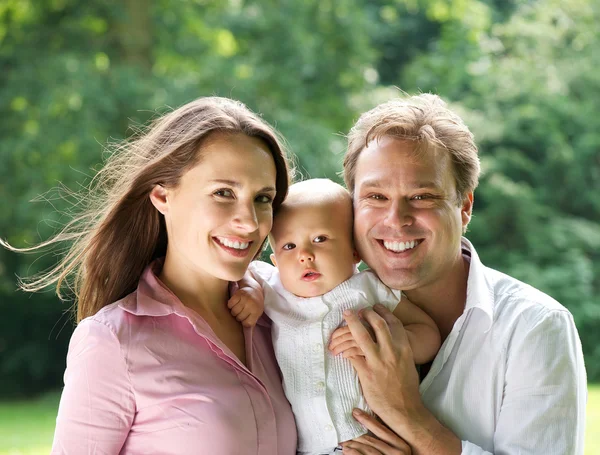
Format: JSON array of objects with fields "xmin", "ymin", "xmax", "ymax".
[{"xmin": 270, "ymin": 200, "xmax": 358, "ymax": 298}]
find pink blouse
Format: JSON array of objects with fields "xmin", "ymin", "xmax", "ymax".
[{"xmin": 51, "ymin": 262, "xmax": 297, "ymax": 454}]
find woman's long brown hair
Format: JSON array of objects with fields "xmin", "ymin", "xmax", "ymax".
[{"xmin": 1, "ymin": 97, "xmax": 292, "ymax": 322}]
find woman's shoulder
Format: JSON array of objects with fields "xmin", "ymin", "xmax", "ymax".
[{"xmin": 77, "ymin": 292, "xmax": 138, "ymax": 339}]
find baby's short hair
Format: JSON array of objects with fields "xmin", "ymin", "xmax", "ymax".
[
  {"xmin": 269, "ymin": 179, "xmax": 354, "ymax": 250},
  {"xmin": 279, "ymin": 178, "xmax": 351, "ymax": 210}
]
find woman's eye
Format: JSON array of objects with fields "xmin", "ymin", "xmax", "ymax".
[
  {"xmin": 256, "ymin": 194, "xmax": 273, "ymax": 204},
  {"xmin": 282, "ymin": 243, "xmax": 296, "ymax": 250},
  {"xmin": 313, "ymin": 236, "xmax": 327, "ymax": 243},
  {"xmin": 369, "ymin": 193, "xmax": 386, "ymax": 200},
  {"xmin": 214, "ymin": 189, "xmax": 233, "ymax": 198}
]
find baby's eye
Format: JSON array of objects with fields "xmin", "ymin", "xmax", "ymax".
[
  {"xmin": 214, "ymin": 189, "xmax": 234, "ymax": 198},
  {"xmin": 313, "ymin": 236, "xmax": 327, "ymax": 243},
  {"xmin": 282, "ymin": 243, "xmax": 296, "ymax": 250}
]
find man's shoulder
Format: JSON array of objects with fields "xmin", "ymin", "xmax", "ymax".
[{"xmin": 484, "ymin": 266, "xmax": 570, "ymax": 325}]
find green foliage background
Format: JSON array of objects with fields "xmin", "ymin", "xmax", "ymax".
[{"xmin": 0, "ymin": 0, "xmax": 598, "ymax": 396}]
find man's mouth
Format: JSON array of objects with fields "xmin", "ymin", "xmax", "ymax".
[{"xmin": 381, "ymin": 239, "xmax": 423, "ymax": 253}]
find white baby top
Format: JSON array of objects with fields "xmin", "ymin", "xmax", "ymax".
[{"xmin": 248, "ymin": 261, "xmax": 401, "ymax": 454}]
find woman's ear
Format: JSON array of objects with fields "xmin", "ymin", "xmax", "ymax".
[{"xmin": 149, "ymin": 184, "xmax": 169, "ymax": 215}]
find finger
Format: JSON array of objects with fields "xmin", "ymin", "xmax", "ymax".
[
  {"xmin": 330, "ymin": 339, "xmax": 359, "ymax": 355},
  {"xmin": 372, "ymin": 304, "xmax": 409, "ymax": 337},
  {"xmin": 352, "ymin": 435, "xmax": 401, "ymax": 454},
  {"xmin": 240, "ymin": 314, "xmax": 258, "ymax": 327},
  {"xmin": 347, "ymin": 354, "xmax": 368, "ymax": 376},
  {"xmin": 227, "ymin": 295, "xmax": 241, "ymax": 308},
  {"xmin": 352, "ymin": 409, "xmax": 410, "ymax": 451},
  {"xmin": 331, "ymin": 339, "xmax": 359, "ymax": 355},
  {"xmin": 230, "ymin": 302, "xmax": 245, "ymax": 317},
  {"xmin": 344, "ymin": 310, "xmax": 378, "ymax": 359},
  {"xmin": 330, "ymin": 326, "xmax": 352, "ymax": 341},
  {"xmin": 329, "ymin": 333, "xmax": 357, "ymax": 352},
  {"xmin": 359, "ymin": 308, "xmax": 394, "ymax": 357},
  {"xmin": 342, "ymin": 441, "xmax": 382, "ymax": 454},
  {"xmin": 372, "ymin": 304, "xmax": 411, "ymax": 359},
  {"xmin": 235, "ymin": 307, "xmax": 252, "ymax": 322},
  {"xmin": 342, "ymin": 347, "xmax": 365, "ymax": 358}
]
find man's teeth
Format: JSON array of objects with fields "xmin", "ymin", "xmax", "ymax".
[
  {"xmin": 218, "ymin": 238, "xmax": 250, "ymax": 249},
  {"xmin": 383, "ymin": 240, "xmax": 419, "ymax": 252}
]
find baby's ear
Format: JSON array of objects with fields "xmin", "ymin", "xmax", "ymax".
[
  {"xmin": 269, "ymin": 253, "xmax": 278, "ymax": 267},
  {"xmin": 352, "ymin": 249, "xmax": 361, "ymax": 265}
]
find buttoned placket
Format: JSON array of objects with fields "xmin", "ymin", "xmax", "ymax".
[
  {"xmin": 175, "ymin": 307, "xmax": 279, "ymax": 455},
  {"xmin": 308, "ymin": 299, "xmax": 338, "ymax": 443}
]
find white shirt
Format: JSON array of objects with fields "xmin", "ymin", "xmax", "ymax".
[
  {"xmin": 249, "ymin": 262, "xmax": 400, "ymax": 454},
  {"xmin": 421, "ymin": 238, "xmax": 587, "ymax": 454}
]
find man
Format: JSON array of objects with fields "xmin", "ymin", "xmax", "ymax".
[{"xmin": 336, "ymin": 94, "xmax": 587, "ymax": 454}]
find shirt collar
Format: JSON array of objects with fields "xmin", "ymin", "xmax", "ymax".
[
  {"xmin": 118, "ymin": 259, "xmax": 187, "ymax": 317},
  {"xmin": 462, "ymin": 237, "xmax": 494, "ymax": 331},
  {"xmin": 118, "ymin": 259, "xmax": 272, "ymax": 328}
]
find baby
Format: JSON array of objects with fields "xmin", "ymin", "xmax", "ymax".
[{"xmin": 230, "ymin": 178, "xmax": 440, "ymax": 455}]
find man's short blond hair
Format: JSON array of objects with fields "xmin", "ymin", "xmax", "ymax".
[{"xmin": 344, "ymin": 93, "xmax": 480, "ymax": 202}]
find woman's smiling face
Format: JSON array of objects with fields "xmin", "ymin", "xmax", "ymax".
[{"xmin": 152, "ymin": 132, "xmax": 278, "ymax": 283}]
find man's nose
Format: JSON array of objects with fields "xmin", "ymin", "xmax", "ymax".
[{"xmin": 384, "ymin": 199, "xmax": 414, "ymax": 228}]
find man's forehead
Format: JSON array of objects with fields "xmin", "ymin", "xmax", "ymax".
[{"xmin": 355, "ymin": 137, "xmax": 452, "ymax": 186}]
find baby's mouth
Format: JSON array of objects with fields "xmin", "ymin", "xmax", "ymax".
[{"xmin": 301, "ymin": 270, "xmax": 322, "ymax": 281}]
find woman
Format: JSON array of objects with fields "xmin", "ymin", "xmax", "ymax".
[{"xmin": 3, "ymin": 97, "xmax": 296, "ymax": 454}]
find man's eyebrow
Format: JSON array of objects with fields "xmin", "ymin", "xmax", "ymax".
[
  {"xmin": 209, "ymin": 179, "xmax": 276, "ymax": 193},
  {"xmin": 358, "ymin": 179, "xmax": 441, "ymax": 190},
  {"xmin": 357, "ymin": 178, "xmax": 386, "ymax": 189}
]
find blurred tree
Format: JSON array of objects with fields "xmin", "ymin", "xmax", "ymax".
[
  {"xmin": 0, "ymin": 0, "xmax": 375, "ymax": 396},
  {"xmin": 400, "ymin": 0, "xmax": 600, "ymax": 378},
  {"xmin": 1, "ymin": 0, "xmax": 598, "ymax": 397}
]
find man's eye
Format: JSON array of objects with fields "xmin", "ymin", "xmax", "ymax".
[
  {"xmin": 412, "ymin": 194, "xmax": 433, "ymax": 201},
  {"xmin": 282, "ymin": 243, "xmax": 296, "ymax": 250},
  {"xmin": 255, "ymin": 194, "xmax": 274, "ymax": 204},
  {"xmin": 313, "ymin": 236, "xmax": 327, "ymax": 243},
  {"xmin": 214, "ymin": 189, "xmax": 233, "ymax": 198},
  {"xmin": 369, "ymin": 193, "xmax": 386, "ymax": 200}
]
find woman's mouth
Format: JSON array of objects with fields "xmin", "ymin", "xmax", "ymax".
[{"xmin": 214, "ymin": 236, "xmax": 253, "ymax": 258}]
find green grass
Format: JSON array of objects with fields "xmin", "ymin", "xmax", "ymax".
[
  {"xmin": 0, "ymin": 392, "xmax": 60, "ymax": 455},
  {"xmin": 1, "ymin": 386, "xmax": 599, "ymax": 454},
  {"xmin": 587, "ymin": 384, "xmax": 600, "ymax": 455}
]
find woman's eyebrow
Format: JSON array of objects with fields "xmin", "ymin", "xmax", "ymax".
[
  {"xmin": 209, "ymin": 179, "xmax": 241, "ymax": 187},
  {"xmin": 209, "ymin": 179, "xmax": 276, "ymax": 193}
]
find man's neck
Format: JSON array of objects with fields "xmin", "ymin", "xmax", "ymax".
[{"xmin": 404, "ymin": 254, "xmax": 470, "ymax": 343}]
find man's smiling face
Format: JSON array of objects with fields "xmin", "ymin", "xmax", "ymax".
[{"xmin": 352, "ymin": 136, "xmax": 472, "ymax": 291}]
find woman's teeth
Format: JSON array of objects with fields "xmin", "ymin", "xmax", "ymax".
[{"xmin": 218, "ymin": 237, "xmax": 250, "ymax": 249}]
